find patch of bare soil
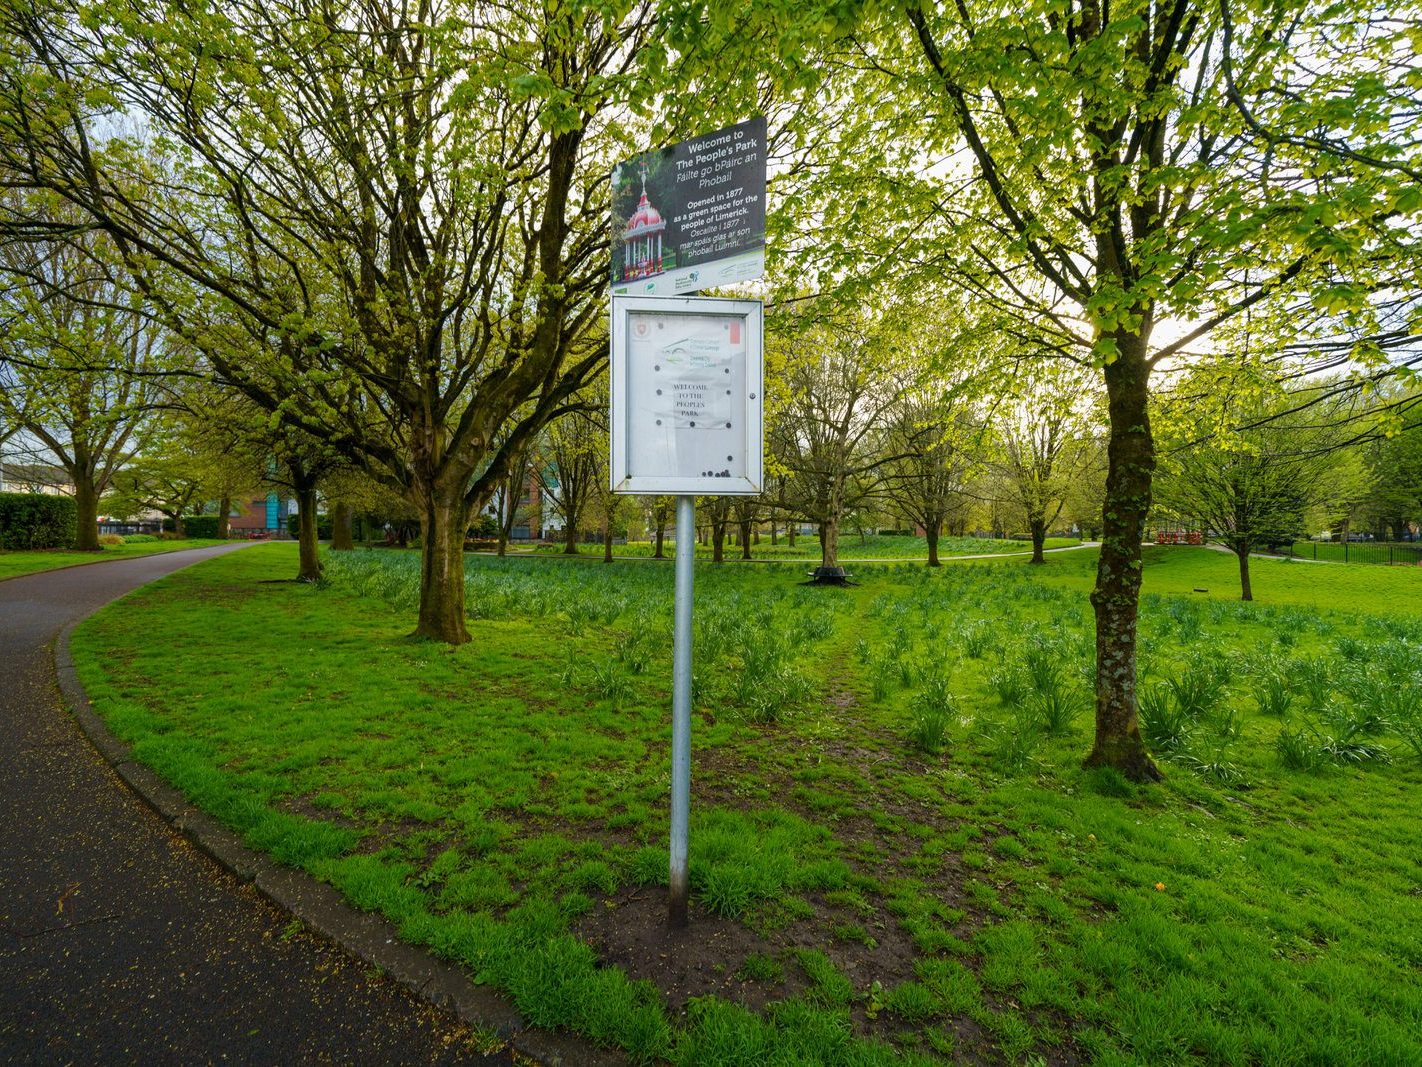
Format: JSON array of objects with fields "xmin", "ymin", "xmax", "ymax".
[{"xmin": 577, "ymin": 888, "xmax": 792, "ymax": 1014}]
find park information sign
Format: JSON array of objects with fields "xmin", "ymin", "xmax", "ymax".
[
  {"xmin": 609, "ymin": 116, "xmax": 766, "ymax": 297},
  {"xmin": 610, "ymin": 295, "xmax": 764, "ymax": 496}
]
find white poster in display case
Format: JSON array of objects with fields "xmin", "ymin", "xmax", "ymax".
[{"xmin": 610, "ymin": 295, "xmax": 764, "ymax": 495}]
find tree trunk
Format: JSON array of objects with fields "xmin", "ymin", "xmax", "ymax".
[
  {"xmin": 653, "ymin": 514, "xmax": 666, "ymax": 559},
  {"xmin": 770, "ymin": 509, "xmax": 778, "ymax": 545},
  {"xmin": 786, "ymin": 523, "xmax": 796, "ymax": 547},
  {"xmin": 331, "ymin": 501, "xmax": 355, "ymax": 551},
  {"xmin": 712, "ymin": 520, "xmax": 726, "ymax": 563},
  {"xmin": 72, "ymin": 475, "xmax": 101, "ymax": 551},
  {"xmin": 563, "ymin": 519, "xmax": 579, "ymax": 554},
  {"xmin": 739, "ymin": 519, "xmax": 753, "ymax": 560},
  {"xmin": 173, "ymin": 512, "xmax": 186, "ymax": 538},
  {"xmin": 217, "ymin": 494, "xmax": 232, "ymax": 540},
  {"xmin": 413, "ymin": 489, "xmax": 471, "ymax": 643},
  {"xmin": 926, "ymin": 519, "xmax": 941, "ymax": 567},
  {"xmin": 1029, "ymin": 517, "xmax": 1047, "ymax": 564},
  {"xmin": 603, "ymin": 510, "xmax": 614, "ymax": 563},
  {"xmin": 820, "ymin": 518, "xmax": 839, "ymax": 571},
  {"xmin": 1084, "ymin": 342, "xmax": 1162, "ymax": 782},
  {"xmin": 1237, "ymin": 548, "xmax": 1253, "ymax": 602},
  {"xmin": 296, "ymin": 486, "xmax": 322, "ymax": 582}
]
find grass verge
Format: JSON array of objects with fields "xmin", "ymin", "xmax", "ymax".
[{"xmin": 71, "ymin": 544, "xmax": 1422, "ymax": 1064}]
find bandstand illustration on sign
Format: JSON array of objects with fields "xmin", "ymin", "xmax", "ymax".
[{"xmin": 620, "ymin": 173, "xmax": 667, "ymax": 281}]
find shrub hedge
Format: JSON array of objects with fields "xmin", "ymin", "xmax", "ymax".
[
  {"xmin": 286, "ymin": 513, "xmax": 333, "ymax": 539},
  {"xmin": 162, "ymin": 515, "xmax": 223, "ymax": 538},
  {"xmin": 181, "ymin": 515, "xmax": 222, "ymax": 539},
  {"xmin": 0, "ymin": 493, "xmax": 77, "ymax": 549}
]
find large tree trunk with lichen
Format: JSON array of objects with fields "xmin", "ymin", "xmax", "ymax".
[
  {"xmin": 217, "ymin": 495, "xmax": 232, "ymax": 540},
  {"xmin": 295, "ymin": 486, "xmax": 322, "ymax": 582},
  {"xmin": 331, "ymin": 501, "xmax": 355, "ymax": 550},
  {"xmin": 1084, "ymin": 340, "xmax": 1161, "ymax": 781},
  {"xmin": 72, "ymin": 473, "xmax": 101, "ymax": 551},
  {"xmin": 413, "ymin": 485, "xmax": 471, "ymax": 643}
]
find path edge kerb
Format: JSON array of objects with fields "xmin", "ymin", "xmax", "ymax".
[{"xmin": 53, "ymin": 624, "xmax": 625, "ymax": 1067}]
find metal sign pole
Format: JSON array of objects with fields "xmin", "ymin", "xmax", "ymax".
[{"xmin": 668, "ymin": 493, "xmax": 696, "ymax": 927}]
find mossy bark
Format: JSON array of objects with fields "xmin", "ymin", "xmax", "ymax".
[
  {"xmin": 413, "ymin": 491, "xmax": 471, "ymax": 643},
  {"xmin": 1084, "ymin": 339, "xmax": 1162, "ymax": 782},
  {"xmin": 1030, "ymin": 518, "xmax": 1047, "ymax": 564},
  {"xmin": 296, "ymin": 486, "xmax": 322, "ymax": 582},
  {"xmin": 73, "ymin": 474, "xmax": 101, "ymax": 551},
  {"xmin": 331, "ymin": 501, "xmax": 355, "ymax": 550},
  {"xmin": 819, "ymin": 518, "xmax": 839, "ymax": 571}
]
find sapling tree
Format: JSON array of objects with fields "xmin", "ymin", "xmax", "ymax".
[
  {"xmin": 537, "ymin": 407, "xmax": 603, "ymax": 556},
  {"xmin": 768, "ymin": 305, "xmax": 910, "ymax": 575},
  {"xmin": 1155, "ymin": 382, "xmax": 1366, "ymax": 599},
  {"xmin": 989, "ymin": 363, "xmax": 1100, "ymax": 564}
]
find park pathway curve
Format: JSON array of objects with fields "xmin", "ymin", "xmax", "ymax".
[{"xmin": 0, "ymin": 544, "xmax": 504, "ymax": 1065}]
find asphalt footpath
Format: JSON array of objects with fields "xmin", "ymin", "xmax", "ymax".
[{"xmin": 0, "ymin": 545, "xmax": 508, "ymax": 1065}]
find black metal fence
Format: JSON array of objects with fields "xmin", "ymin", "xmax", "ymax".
[{"xmin": 1263, "ymin": 541, "xmax": 1422, "ymax": 566}]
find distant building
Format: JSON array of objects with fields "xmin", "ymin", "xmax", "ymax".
[
  {"xmin": 487, "ymin": 472, "xmax": 546, "ymax": 540},
  {"xmin": 0, "ymin": 461, "xmax": 73, "ymax": 496},
  {"xmin": 228, "ymin": 494, "xmax": 291, "ymax": 535}
]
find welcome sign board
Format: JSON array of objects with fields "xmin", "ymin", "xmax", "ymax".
[{"xmin": 609, "ymin": 117, "xmax": 766, "ymax": 297}]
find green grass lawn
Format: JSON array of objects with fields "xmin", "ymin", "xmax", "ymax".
[
  {"xmin": 0, "ymin": 538, "xmax": 226, "ymax": 581},
  {"xmin": 530, "ymin": 533, "xmax": 1081, "ymax": 561},
  {"xmin": 71, "ymin": 544, "xmax": 1422, "ymax": 1064}
]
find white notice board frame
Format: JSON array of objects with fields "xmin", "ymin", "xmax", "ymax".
[{"xmin": 610, "ymin": 295, "xmax": 764, "ymax": 496}]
